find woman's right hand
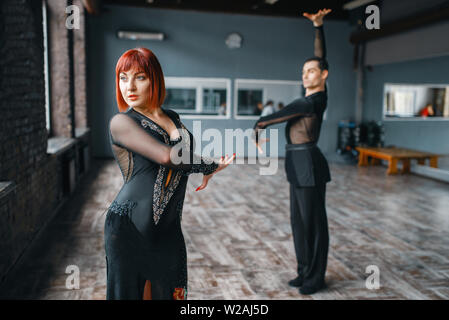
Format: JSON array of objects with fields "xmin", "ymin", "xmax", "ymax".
[{"xmin": 195, "ymin": 154, "xmax": 236, "ymax": 191}]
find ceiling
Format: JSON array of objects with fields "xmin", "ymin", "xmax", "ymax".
[{"xmin": 102, "ymin": 0, "xmax": 352, "ymax": 20}]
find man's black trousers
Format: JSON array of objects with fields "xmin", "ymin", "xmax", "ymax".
[{"xmin": 289, "ymin": 182, "xmax": 329, "ymax": 288}]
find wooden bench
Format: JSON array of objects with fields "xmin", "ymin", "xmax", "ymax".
[{"xmin": 355, "ymin": 146, "xmax": 439, "ymax": 175}]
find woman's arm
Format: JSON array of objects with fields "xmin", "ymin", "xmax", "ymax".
[{"xmin": 109, "ymin": 113, "xmax": 218, "ymax": 176}]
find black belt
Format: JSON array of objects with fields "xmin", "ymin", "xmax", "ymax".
[{"xmin": 285, "ymin": 142, "xmax": 316, "ymax": 151}]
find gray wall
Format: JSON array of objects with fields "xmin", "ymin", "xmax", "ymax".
[
  {"xmin": 362, "ymin": 0, "xmax": 449, "ymax": 170},
  {"xmin": 365, "ymin": 20, "xmax": 449, "ymax": 66},
  {"xmin": 362, "ymin": 55, "xmax": 449, "ymax": 169},
  {"xmin": 380, "ymin": 0, "xmax": 449, "ymax": 24},
  {"xmin": 86, "ymin": 5, "xmax": 356, "ymax": 158}
]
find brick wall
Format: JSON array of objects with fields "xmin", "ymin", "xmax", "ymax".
[
  {"xmin": 47, "ymin": 0, "xmax": 72, "ymax": 137},
  {"xmin": 0, "ymin": 0, "xmax": 90, "ymax": 285},
  {"xmin": 0, "ymin": 0, "xmax": 62, "ymax": 283}
]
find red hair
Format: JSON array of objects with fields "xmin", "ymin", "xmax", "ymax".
[{"xmin": 115, "ymin": 48, "xmax": 166, "ymax": 112}]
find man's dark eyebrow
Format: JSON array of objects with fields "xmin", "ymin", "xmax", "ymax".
[{"xmin": 303, "ymin": 67, "xmax": 318, "ymax": 72}]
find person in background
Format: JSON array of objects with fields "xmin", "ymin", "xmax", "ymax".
[
  {"xmin": 218, "ymin": 102, "xmax": 227, "ymax": 115},
  {"xmin": 276, "ymin": 102, "xmax": 285, "ymax": 112},
  {"xmin": 418, "ymin": 103, "xmax": 434, "ymax": 117},
  {"xmin": 254, "ymin": 101, "xmax": 263, "ymax": 115},
  {"xmin": 261, "ymin": 100, "xmax": 275, "ymax": 116}
]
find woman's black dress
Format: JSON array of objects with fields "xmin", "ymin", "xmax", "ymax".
[{"xmin": 104, "ymin": 107, "xmax": 218, "ymax": 300}]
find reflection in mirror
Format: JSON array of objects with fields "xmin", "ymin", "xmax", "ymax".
[
  {"xmin": 203, "ymin": 88, "xmax": 227, "ymax": 115},
  {"xmin": 234, "ymin": 79, "xmax": 302, "ymax": 119},
  {"xmin": 237, "ymin": 89, "xmax": 263, "ymax": 116},
  {"xmin": 384, "ymin": 84, "xmax": 449, "ymax": 118},
  {"xmin": 163, "ymin": 77, "xmax": 231, "ymax": 117},
  {"xmin": 165, "ymin": 88, "xmax": 196, "ymax": 112}
]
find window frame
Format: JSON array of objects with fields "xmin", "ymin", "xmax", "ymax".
[
  {"xmin": 42, "ymin": 0, "xmax": 52, "ymax": 135},
  {"xmin": 164, "ymin": 77, "xmax": 231, "ymax": 119}
]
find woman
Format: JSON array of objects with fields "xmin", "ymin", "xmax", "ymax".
[{"xmin": 104, "ymin": 47, "xmax": 234, "ymax": 300}]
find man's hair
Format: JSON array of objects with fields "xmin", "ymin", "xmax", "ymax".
[{"xmin": 304, "ymin": 56, "xmax": 329, "ymax": 71}]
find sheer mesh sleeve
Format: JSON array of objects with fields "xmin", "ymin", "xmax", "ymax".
[
  {"xmin": 166, "ymin": 109, "xmax": 219, "ymax": 176},
  {"xmin": 253, "ymin": 97, "xmax": 314, "ymax": 142},
  {"xmin": 301, "ymin": 26, "xmax": 328, "ymax": 104},
  {"xmin": 180, "ymin": 129, "xmax": 219, "ymax": 176},
  {"xmin": 314, "ymin": 25, "xmax": 326, "ymax": 59},
  {"xmin": 109, "ymin": 113, "xmax": 218, "ymax": 176}
]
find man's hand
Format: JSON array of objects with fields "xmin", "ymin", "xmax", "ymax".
[
  {"xmin": 252, "ymin": 126, "xmax": 270, "ymax": 154},
  {"xmin": 303, "ymin": 8, "xmax": 332, "ymax": 27},
  {"xmin": 252, "ymin": 137, "xmax": 270, "ymax": 154},
  {"xmin": 195, "ymin": 154, "xmax": 236, "ymax": 192}
]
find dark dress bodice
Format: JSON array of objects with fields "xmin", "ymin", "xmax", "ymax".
[{"xmin": 104, "ymin": 107, "xmax": 218, "ymax": 300}]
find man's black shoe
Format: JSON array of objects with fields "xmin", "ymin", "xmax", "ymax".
[
  {"xmin": 288, "ymin": 276, "xmax": 304, "ymax": 287},
  {"xmin": 299, "ymin": 282, "xmax": 327, "ymax": 295}
]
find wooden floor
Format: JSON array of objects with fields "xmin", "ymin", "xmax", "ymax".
[{"xmin": 1, "ymin": 159, "xmax": 448, "ymax": 300}]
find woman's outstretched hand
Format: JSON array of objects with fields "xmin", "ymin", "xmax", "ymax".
[
  {"xmin": 195, "ymin": 153, "xmax": 236, "ymax": 192},
  {"xmin": 303, "ymin": 8, "xmax": 332, "ymax": 27}
]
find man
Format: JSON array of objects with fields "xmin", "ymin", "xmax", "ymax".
[{"xmin": 253, "ymin": 9, "xmax": 332, "ymax": 295}]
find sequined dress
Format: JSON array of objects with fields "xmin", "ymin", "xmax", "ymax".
[{"xmin": 104, "ymin": 107, "xmax": 218, "ymax": 300}]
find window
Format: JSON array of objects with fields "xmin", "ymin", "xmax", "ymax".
[
  {"xmin": 42, "ymin": 0, "xmax": 51, "ymax": 134},
  {"xmin": 234, "ymin": 79, "xmax": 303, "ymax": 119},
  {"xmin": 237, "ymin": 89, "xmax": 263, "ymax": 116},
  {"xmin": 202, "ymin": 88, "xmax": 227, "ymax": 115},
  {"xmin": 165, "ymin": 88, "xmax": 196, "ymax": 111},
  {"xmin": 384, "ymin": 83, "xmax": 449, "ymax": 119},
  {"xmin": 164, "ymin": 77, "xmax": 231, "ymax": 118}
]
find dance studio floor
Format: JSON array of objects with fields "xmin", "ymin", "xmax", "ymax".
[{"xmin": 1, "ymin": 158, "xmax": 448, "ymax": 300}]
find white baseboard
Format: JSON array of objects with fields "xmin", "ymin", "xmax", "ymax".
[
  {"xmin": 410, "ymin": 164, "xmax": 449, "ymax": 183},
  {"xmin": 379, "ymin": 160, "xmax": 449, "ymax": 184}
]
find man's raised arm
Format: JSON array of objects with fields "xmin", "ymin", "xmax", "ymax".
[{"xmin": 303, "ymin": 8, "xmax": 331, "ymax": 59}]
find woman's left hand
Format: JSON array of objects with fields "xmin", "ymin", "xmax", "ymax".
[{"xmin": 195, "ymin": 154, "xmax": 236, "ymax": 191}]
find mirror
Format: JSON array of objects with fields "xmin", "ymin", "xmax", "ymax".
[
  {"xmin": 164, "ymin": 77, "xmax": 231, "ymax": 118},
  {"xmin": 384, "ymin": 83, "xmax": 449, "ymax": 119}
]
